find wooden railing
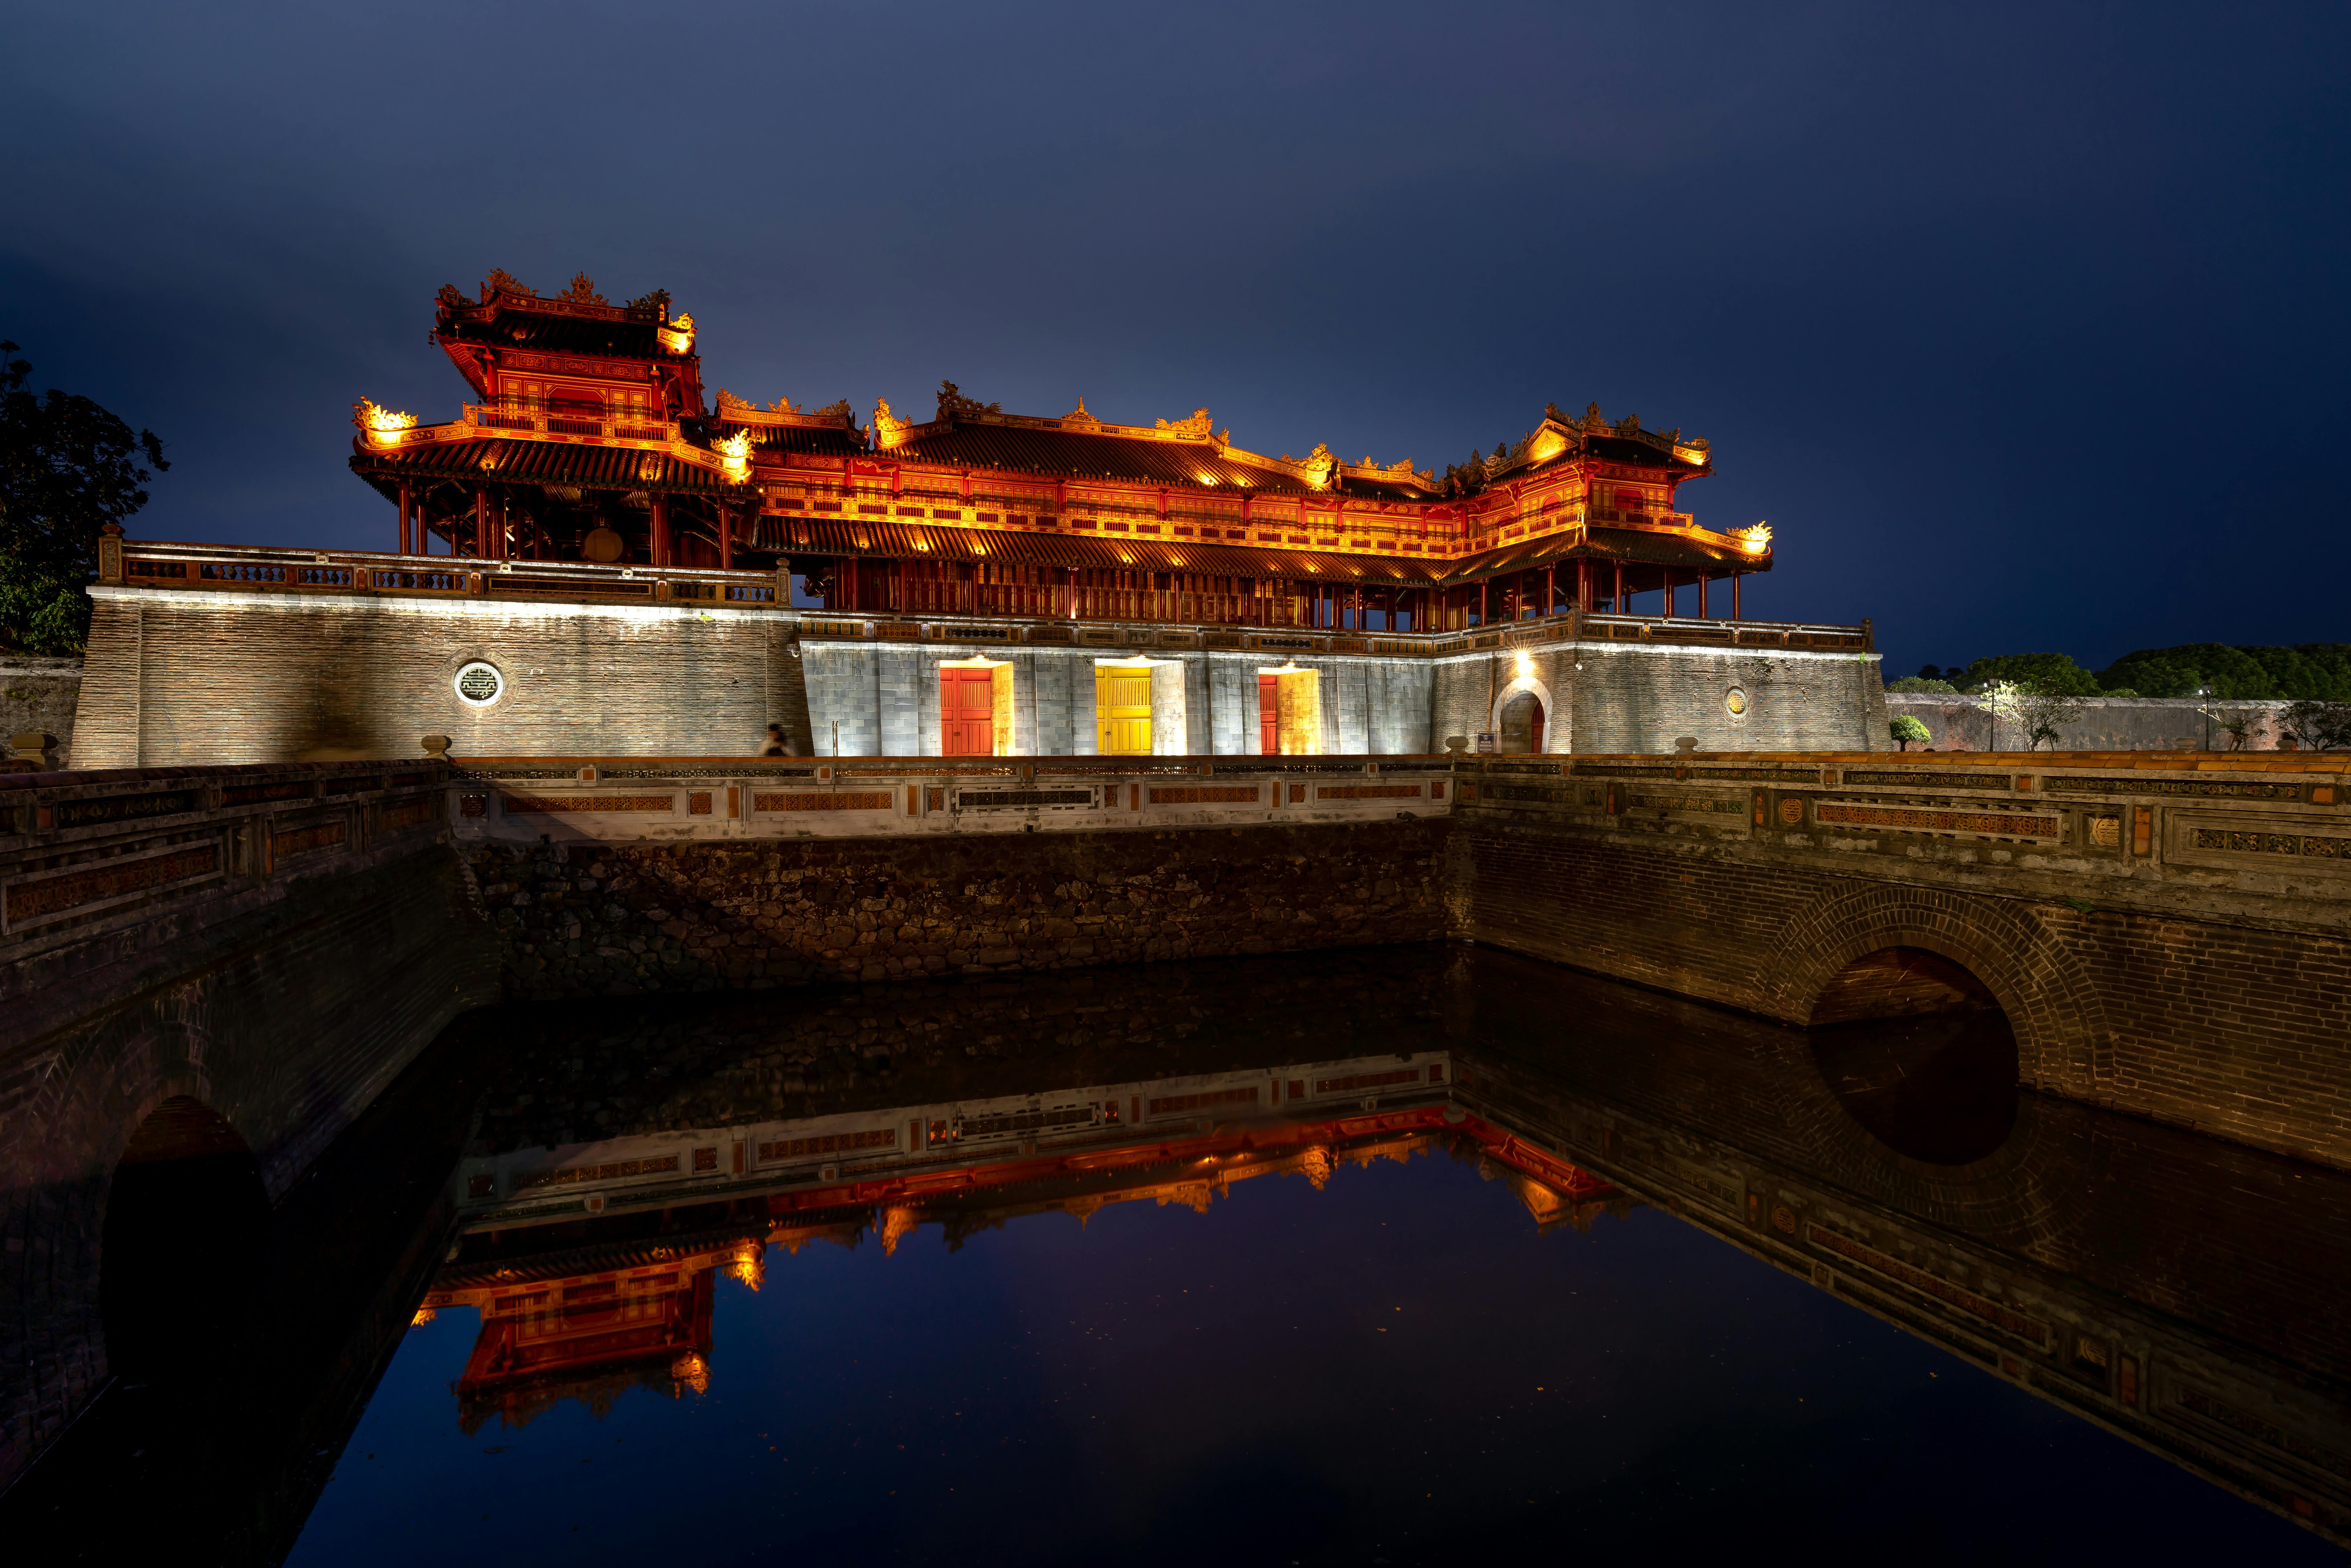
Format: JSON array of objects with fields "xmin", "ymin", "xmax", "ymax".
[{"xmin": 101, "ymin": 542, "xmax": 1865, "ymax": 652}]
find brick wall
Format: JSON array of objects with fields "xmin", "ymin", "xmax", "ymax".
[
  {"xmin": 1452, "ymin": 816, "xmax": 2351, "ymax": 1170},
  {"xmin": 468, "ymin": 818, "xmax": 1449, "ymax": 997},
  {"xmin": 0, "ymin": 845, "xmax": 496, "ymax": 1487},
  {"xmin": 75, "ymin": 590, "xmax": 812, "ymax": 767},
  {"xmin": 75, "ymin": 588, "xmax": 1888, "ymax": 767}
]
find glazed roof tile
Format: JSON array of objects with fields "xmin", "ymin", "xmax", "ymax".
[
  {"xmin": 890, "ymin": 425, "xmax": 1313, "ymax": 493},
  {"xmin": 1430, "ymin": 526, "xmax": 1764, "ymax": 584},
  {"xmin": 352, "ymin": 436, "xmax": 737, "ymax": 493},
  {"xmin": 749, "ymin": 424, "xmax": 869, "ymax": 458},
  {"xmin": 438, "ymin": 312, "xmax": 667, "ymax": 360}
]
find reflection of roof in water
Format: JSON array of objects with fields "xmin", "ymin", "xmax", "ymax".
[{"xmin": 417, "ymin": 945, "xmax": 2351, "ymax": 1542}]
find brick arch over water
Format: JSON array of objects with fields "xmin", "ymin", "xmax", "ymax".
[{"xmin": 1746, "ymin": 884, "xmax": 2110, "ymax": 1100}]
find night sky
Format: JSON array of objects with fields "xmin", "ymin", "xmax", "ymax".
[{"xmin": 4, "ymin": 2, "xmax": 2345, "ymax": 677}]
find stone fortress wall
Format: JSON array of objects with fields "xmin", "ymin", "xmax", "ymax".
[
  {"xmin": 69, "ymin": 584, "xmax": 1890, "ymax": 767},
  {"xmin": 1888, "ymin": 693, "xmax": 2306, "ymax": 753}
]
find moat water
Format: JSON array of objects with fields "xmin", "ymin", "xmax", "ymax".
[{"xmin": 10, "ymin": 947, "xmax": 2346, "ymax": 1564}]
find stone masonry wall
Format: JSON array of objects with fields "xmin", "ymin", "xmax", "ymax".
[
  {"xmin": 0, "ymin": 658, "xmax": 83, "ymax": 766},
  {"xmin": 467, "ymin": 819, "xmax": 1449, "ymax": 998},
  {"xmin": 1, "ymin": 847, "xmax": 496, "ymax": 1487},
  {"xmin": 1450, "ymin": 816, "xmax": 2351, "ymax": 1171},
  {"xmin": 1888, "ymin": 692, "xmax": 2301, "ymax": 753},
  {"xmin": 1431, "ymin": 642, "xmax": 1891, "ymax": 755},
  {"xmin": 75, "ymin": 590, "xmax": 812, "ymax": 768}
]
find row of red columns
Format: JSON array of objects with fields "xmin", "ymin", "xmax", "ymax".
[
  {"xmin": 1463, "ymin": 561, "xmax": 1746, "ymax": 627},
  {"xmin": 394, "ymin": 484, "xmax": 756, "ymax": 568}
]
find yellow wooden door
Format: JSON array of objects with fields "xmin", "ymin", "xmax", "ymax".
[{"xmin": 1095, "ymin": 667, "xmax": 1153, "ymax": 755}]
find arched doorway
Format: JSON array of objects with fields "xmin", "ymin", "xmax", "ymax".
[
  {"xmin": 1498, "ymin": 690, "xmax": 1545, "ymax": 754},
  {"xmin": 1808, "ymin": 948, "xmax": 2018, "ymax": 1164},
  {"xmin": 101, "ymin": 1097, "xmax": 270, "ymax": 1384}
]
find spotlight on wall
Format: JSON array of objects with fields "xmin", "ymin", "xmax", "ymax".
[{"xmin": 1515, "ymin": 652, "xmax": 1534, "ymax": 679}]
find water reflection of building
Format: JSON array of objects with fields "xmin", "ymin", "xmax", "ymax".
[
  {"xmin": 408, "ymin": 948, "xmax": 2351, "ymax": 1549},
  {"xmin": 420, "ymin": 1046, "xmax": 1615, "ymax": 1428},
  {"xmin": 1453, "ymin": 955, "xmax": 2351, "ymax": 1551}
]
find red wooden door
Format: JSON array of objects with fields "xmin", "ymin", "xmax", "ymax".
[
  {"xmin": 942, "ymin": 669, "xmax": 994, "ymax": 756},
  {"xmin": 1258, "ymin": 674, "xmax": 1279, "ymax": 755}
]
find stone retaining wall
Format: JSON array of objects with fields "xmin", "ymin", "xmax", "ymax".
[
  {"xmin": 1, "ymin": 658, "xmax": 83, "ymax": 767},
  {"xmin": 465, "ymin": 818, "xmax": 1449, "ymax": 998}
]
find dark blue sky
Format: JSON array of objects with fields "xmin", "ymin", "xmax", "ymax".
[{"xmin": 4, "ymin": 2, "xmax": 2345, "ymax": 676}]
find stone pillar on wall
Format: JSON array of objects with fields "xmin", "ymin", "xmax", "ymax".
[
  {"xmin": 877, "ymin": 647, "xmax": 920, "ymax": 756},
  {"xmin": 1182, "ymin": 655, "xmax": 1212, "ymax": 755},
  {"xmin": 1148, "ymin": 662, "xmax": 1189, "ymax": 756},
  {"xmin": 1033, "ymin": 651, "xmax": 1075, "ymax": 756},
  {"xmin": 1207, "ymin": 655, "xmax": 1253, "ymax": 755},
  {"xmin": 1007, "ymin": 651, "xmax": 1041, "ymax": 756}
]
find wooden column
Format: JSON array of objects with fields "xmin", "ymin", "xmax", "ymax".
[
  {"xmin": 1732, "ymin": 573, "xmax": 1743, "ymax": 620},
  {"xmin": 1662, "ymin": 570, "xmax": 1675, "ymax": 619},
  {"xmin": 650, "ymin": 494, "xmax": 671, "ymax": 569},
  {"xmin": 397, "ymin": 481, "xmax": 413, "ymax": 555},
  {"xmin": 1545, "ymin": 563, "xmax": 1557, "ymax": 617},
  {"xmin": 1479, "ymin": 579, "xmax": 1489, "ymax": 626},
  {"xmin": 719, "ymin": 502, "xmax": 734, "ymax": 572},
  {"xmin": 1613, "ymin": 562, "xmax": 1625, "ymax": 613},
  {"xmin": 1699, "ymin": 574, "xmax": 1710, "ymax": 618},
  {"xmin": 471, "ymin": 486, "xmax": 488, "ymax": 558}
]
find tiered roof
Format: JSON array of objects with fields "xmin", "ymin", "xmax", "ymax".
[{"xmin": 350, "ymin": 272, "xmax": 1770, "ymax": 581}]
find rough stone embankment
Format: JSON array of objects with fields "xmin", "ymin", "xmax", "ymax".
[{"xmin": 465, "ymin": 819, "xmax": 1449, "ymax": 998}]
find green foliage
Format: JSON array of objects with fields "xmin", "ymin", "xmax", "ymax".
[
  {"xmin": 1886, "ymin": 676, "xmax": 1957, "ymax": 693},
  {"xmin": 2280, "ymin": 700, "xmax": 2351, "ymax": 750},
  {"xmin": 1889, "ymin": 714, "xmax": 1931, "ymax": 745},
  {"xmin": 2092, "ymin": 643, "xmax": 2351, "ymax": 701},
  {"xmin": 1956, "ymin": 652, "xmax": 2101, "ymax": 696},
  {"xmin": 0, "ymin": 342, "xmax": 169, "ymax": 654}
]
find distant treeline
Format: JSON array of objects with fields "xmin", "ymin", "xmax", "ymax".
[{"xmin": 1890, "ymin": 644, "xmax": 2351, "ymax": 701}]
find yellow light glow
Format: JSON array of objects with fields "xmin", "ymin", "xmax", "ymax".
[
  {"xmin": 714, "ymin": 428, "xmax": 754, "ymax": 484},
  {"xmin": 355, "ymin": 398, "xmax": 417, "ymax": 445},
  {"xmin": 1736, "ymin": 523, "xmax": 1773, "ymax": 554},
  {"xmin": 1516, "ymin": 652, "xmax": 1534, "ymax": 678},
  {"xmin": 729, "ymin": 1243, "xmax": 765, "ymax": 1291}
]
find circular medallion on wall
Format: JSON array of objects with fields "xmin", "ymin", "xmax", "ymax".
[
  {"xmin": 453, "ymin": 660, "xmax": 505, "ymax": 707},
  {"xmin": 582, "ymin": 526, "xmax": 625, "ymax": 563},
  {"xmin": 1777, "ymin": 796, "xmax": 1805, "ymax": 827},
  {"xmin": 1725, "ymin": 687, "xmax": 1748, "ymax": 716}
]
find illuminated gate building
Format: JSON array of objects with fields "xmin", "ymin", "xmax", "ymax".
[{"xmin": 75, "ymin": 271, "xmax": 1892, "ymax": 765}]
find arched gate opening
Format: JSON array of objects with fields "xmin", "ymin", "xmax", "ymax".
[
  {"xmin": 100, "ymin": 1096, "xmax": 270, "ymax": 1384},
  {"xmin": 1808, "ymin": 947, "xmax": 2019, "ymax": 1165}
]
